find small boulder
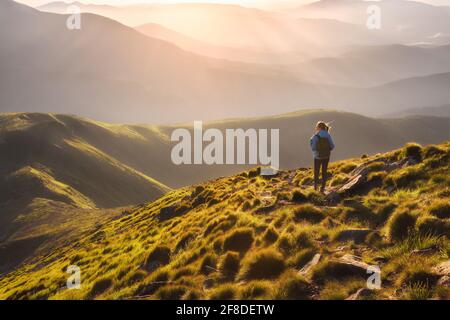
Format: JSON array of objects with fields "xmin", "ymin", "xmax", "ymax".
[
  {"xmin": 338, "ymin": 254, "xmax": 371, "ymax": 275},
  {"xmin": 437, "ymin": 276, "xmax": 450, "ymax": 287},
  {"xmin": 346, "ymin": 288, "xmax": 373, "ymax": 300},
  {"xmin": 432, "ymin": 260, "xmax": 450, "ymax": 276},
  {"xmin": 338, "ymin": 174, "xmax": 366, "ymax": 195},
  {"xmin": 299, "ymin": 254, "xmax": 321, "ymax": 276}
]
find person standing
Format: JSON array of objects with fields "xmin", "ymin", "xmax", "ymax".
[{"xmin": 310, "ymin": 121, "xmax": 335, "ymax": 193}]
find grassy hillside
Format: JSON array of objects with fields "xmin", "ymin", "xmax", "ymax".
[
  {"xmin": 1, "ymin": 142, "xmax": 448, "ymax": 300},
  {"xmin": 0, "ymin": 113, "xmax": 169, "ymax": 243}
]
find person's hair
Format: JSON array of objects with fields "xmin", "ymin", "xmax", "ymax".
[{"xmin": 316, "ymin": 121, "xmax": 330, "ymax": 132}]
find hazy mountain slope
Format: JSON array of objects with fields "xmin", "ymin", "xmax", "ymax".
[
  {"xmin": 4, "ymin": 1, "xmax": 450, "ymax": 122},
  {"xmin": 384, "ymin": 104, "xmax": 450, "ymax": 118},
  {"xmin": 38, "ymin": 1, "xmax": 388, "ymax": 51},
  {"xmin": 1, "ymin": 142, "xmax": 448, "ymax": 300},
  {"xmin": 136, "ymin": 23, "xmax": 306, "ymax": 65},
  {"xmin": 293, "ymin": 0, "xmax": 450, "ymax": 45},
  {"xmin": 296, "ymin": 44, "xmax": 450, "ymax": 87},
  {"xmin": 0, "ymin": 1, "xmax": 305, "ymax": 123}
]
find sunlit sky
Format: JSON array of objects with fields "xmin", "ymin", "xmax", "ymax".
[{"xmin": 15, "ymin": 0, "xmax": 450, "ymax": 8}]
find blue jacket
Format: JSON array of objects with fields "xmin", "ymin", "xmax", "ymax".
[{"xmin": 310, "ymin": 130, "xmax": 335, "ymax": 159}]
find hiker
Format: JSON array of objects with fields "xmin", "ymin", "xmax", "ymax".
[{"xmin": 310, "ymin": 121, "xmax": 335, "ymax": 193}]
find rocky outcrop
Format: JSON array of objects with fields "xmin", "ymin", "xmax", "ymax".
[
  {"xmin": 346, "ymin": 288, "xmax": 373, "ymax": 300},
  {"xmin": 433, "ymin": 260, "xmax": 450, "ymax": 287},
  {"xmin": 299, "ymin": 254, "xmax": 321, "ymax": 276}
]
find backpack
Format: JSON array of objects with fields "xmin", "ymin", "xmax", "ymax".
[{"xmin": 315, "ymin": 134, "xmax": 331, "ymax": 159}]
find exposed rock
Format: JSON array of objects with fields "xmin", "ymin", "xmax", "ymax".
[
  {"xmin": 346, "ymin": 288, "xmax": 373, "ymax": 300},
  {"xmin": 335, "ymin": 229, "xmax": 373, "ymax": 244},
  {"xmin": 338, "ymin": 174, "xmax": 366, "ymax": 195},
  {"xmin": 325, "ymin": 191, "xmax": 341, "ymax": 204},
  {"xmin": 299, "ymin": 254, "xmax": 321, "ymax": 276},
  {"xmin": 411, "ymin": 245, "xmax": 439, "ymax": 256},
  {"xmin": 437, "ymin": 275, "xmax": 450, "ymax": 287},
  {"xmin": 385, "ymin": 158, "xmax": 408, "ymax": 171},
  {"xmin": 433, "ymin": 260, "xmax": 450, "ymax": 276},
  {"xmin": 338, "ymin": 254, "xmax": 371, "ymax": 275}
]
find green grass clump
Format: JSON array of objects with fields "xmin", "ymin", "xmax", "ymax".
[
  {"xmin": 218, "ymin": 252, "xmax": 240, "ymax": 280},
  {"xmin": 319, "ymin": 279, "xmax": 367, "ymax": 300},
  {"xmin": 144, "ymin": 246, "xmax": 171, "ymax": 271},
  {"xmin": 380, "ymin": 233, "xmax": 446, "ymax": 259},
  {"xmin": 403, "ymin": 143, "xmax": 422, "ymax": 161},
  {"xmin": 262, "ymin": 226, "xmax": 279, "ymax": 244},
  {"xmin": 238, "ymin": 249, "xmax": 285, "ymax": 281},
  {"xmin": 175, "ymin": 233, "xmax": 195, "ymax": 252},
  {"xmin": 402, "ymin": 282, "xmax": 433, "ymax": 300},
  {"xmin": 135, "ymin": 269, "xmax": 170, "ymax": 296},
  {"xmin": 199, "ymin": 254, "xmax": 217, "ymax": 275},
  {"xmin": 240, "ymin": 281, "xmax": 272, "ymax": 299},
  {"xmin": 366, "ymin": 161, "xmax": 386, "ymax": 172},
  {"xmin": 291, "ymin": 189, "xmax": 307, "ymax": 203},
  {"xmin": 182, "ymin": 289, "xmax": 203, "ymax": 300},
  {"xmin": 272, "ymin": 271, "xmax": 312, "ymax": 300},
  {"xmin": 293, "ymin": 205, "xmax": 325, "ymax": 224},
  {"xmin": 208, "ymin": 284, "xmax": 238, "ymax": 300},
  {"xmin": 172, "ymin": 267, "xmax": 195, "ymax": 281},
  {"xmin": 398, "ymin": 268, "xmax": 439, "ymax": 289},
  {"xmin": 123, "ymin": 270, "xmax": 146, "ymax": 286},
  {"xmin": 287, "ymin": 248, "xmax": 317, "ymax": 269},
  {"xmin": 385, "ymin": 166, "xmax": 425, "ymax": 188},
  {"xmin": 87, "ymin": 278, "xmax": 113, "ymax": 299},
  {"xmin": 340, "ymin": 162, "xmax": 358, "ymax": 174},
  {"xmin": 223, "ymin": 228, "xmax": 254, "ymax": 253},
  {"xmin": 387, "ymin": 210, "xmax": 417, "ymax": 241},
  {"xmin": 416, "ymin": 216, "xmax": 449, "ymax": 237},
  {"xmin": 155, "ymin": 285, "xmax": 188, "ymax": 300},
  {"xmin": 428, "ymin": 199, "xmax": 450, "ymax": 219}
]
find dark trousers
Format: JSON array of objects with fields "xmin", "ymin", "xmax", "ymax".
[{"xmin": 314, "ymin": 157, "xmax": 330, "ymax": 191}]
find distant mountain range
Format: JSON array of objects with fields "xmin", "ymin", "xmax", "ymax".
[
  {"xmin": 292, "ymin": 0, "xmax": 450, "ymax": 46},
  {"xmin": 384, "ymin": 104, "xmax": 450, "ymax": 118},
  {"xmin": 2, "ymin": 1, "xmax": 450, "ymax": 123},
  {"xmin": 37, "ymin": 1, "xmax": 389, "ymax": 51}
]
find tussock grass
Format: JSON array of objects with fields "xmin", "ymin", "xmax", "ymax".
[
  {"xmin": 223, "ymin": 228, "xmax": 254, "ymax": 253},
  {"xmin": 292, "ymin": 205, "xmax": 325, "ymax": 224},
  {"xmin": 218, "ymin": 252, "xmax": 240, "ymax": 280},
  {"xmin": 238, "ymin": 249, "xmax": 285, "ymax": 281},
  {"xmin": 386, "ymin": 210, "xmax": 417, "ymax": 241},
  {"xmin": 208, "ymin": 284, "xmax": 238, "ymax": 300},
  {"xmin": 271, "ymin": 271, "xmax": 312, "ymax": 300},
  {"xmin": 428, "ymin": 199, "xmax": 450, "ymax": 219}
]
